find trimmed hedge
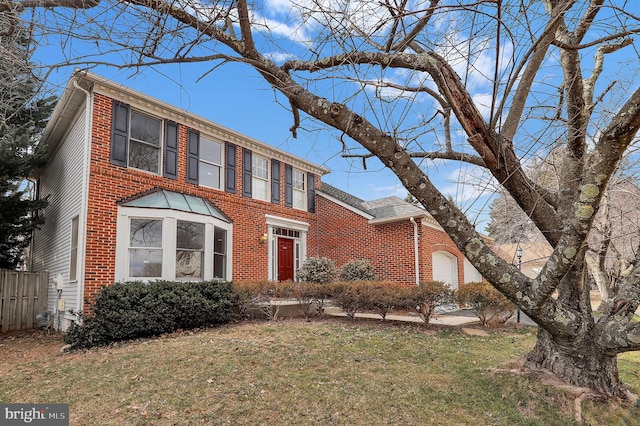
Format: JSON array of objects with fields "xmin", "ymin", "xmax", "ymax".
[
  {"xmin": 400, "ymin": 281, "xmax": 456, "ymax": 324},
  {"xmin": 457, "ymin": 281, "xmax": 516, "ymax": 326},
  {"xmin": 234, "ymin": 280, "xmax": 333, "ymax": 319},
  {"xmin": 64, "ymin": 280, "xmax": 242, "ymax": 349},
  {"xmin": 331, "ymin": 281, "xmax": 454, "ymax": 323}
]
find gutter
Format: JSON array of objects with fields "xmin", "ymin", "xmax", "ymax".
[
  {"xmin": 410, "ymin": 217, "xmax": 420, "ymax": 285},
  {"xmin": 72, "ymin": 79, "xmax": 93, "ymax": 316}
]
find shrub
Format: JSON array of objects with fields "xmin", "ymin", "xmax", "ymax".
[
  {"xmin": 332, "ymin": 281, "xmax": 368, "ymax": 319},
  {"xmin": 330, "ymin": 281, "xmax": 401, "ymax": 320},
  {"xmin": 360, "ymin": 282, "xmax": 404, "ymax": 320},
  {"xmin": 233, "ymin": 281, "xmax": 283, "ymax": 320},
  {"xmin": 63, "ymin": 280, "xmax": 241, "ymax": 349},
  {"xmin": 399, "ymin": 281, "xmax": 455, "ymax": 324},
  {"xmin": 291, "ymin": 282, "xmax": 332, "ymax": 318},
  {"xmin": 457, "ymin": 281, "xmax": 516, "ymax": 326},
  {"xmin": 233, "ymin": 281, "xmax": 265, "ymax": 318},
  {"xmin": 297, "ymin": 257, "xmax": 336, "ymax": 284},
  {"xmin": 340, "ymin": 259, "xmax": 378, "ymax": 281},
  {"xmin": 233, "ymin": 281, "xmax": 326, "ymax": 320}
]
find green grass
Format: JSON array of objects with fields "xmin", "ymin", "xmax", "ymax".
[{"xmin": 1, "ymin": 320, "xmax": 639, "ymax": 425}]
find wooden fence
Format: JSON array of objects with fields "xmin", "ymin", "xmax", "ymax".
[{"xmin": 0, "ymin": 270, "xmax": 49, "ymax": 332}]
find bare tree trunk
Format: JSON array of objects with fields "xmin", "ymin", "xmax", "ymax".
[
  {"xmin": 522, "ymin": 250, "xmax": 631, "ymax": 398},
  {"xmin": 525, "ymin": 328, "xmax": 627, "ymax": 398}
]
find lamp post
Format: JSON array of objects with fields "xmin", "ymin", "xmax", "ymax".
[{"xmin": 516, "ymin": 245, "xmax": 523, "ymax": 324}]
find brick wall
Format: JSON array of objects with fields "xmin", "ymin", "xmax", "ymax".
[
  {"xmin": 82, "ymin": 93, "xmax": 318, "ymax": 308},
  {"xmin": 316, "ymin": 194, "xmax": 467, "ymax": 286}
]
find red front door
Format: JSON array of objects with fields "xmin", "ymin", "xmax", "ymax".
[{"xmin": 277, "ymin": 237, "xmax": 295, "ymax": 281}]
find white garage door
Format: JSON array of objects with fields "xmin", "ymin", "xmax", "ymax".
[
  {"xmin": 432, "ymin": 251, "xmax": 458, "ymax": 290},
  {"xmin": 464, "ymin": 258, "xmax": 483, "ymax": 283}
]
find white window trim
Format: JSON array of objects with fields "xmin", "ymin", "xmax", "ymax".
[
  {"xmin": 115, "ymin": 206, "xmax": 233, "ymax": 282},
  {"xmin": 265, "ymin": 215, "xmax": 309, "ymax": 281}
]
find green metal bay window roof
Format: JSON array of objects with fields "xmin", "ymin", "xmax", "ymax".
[{"xmin": 119, "ymin": 188, "xmax": 231, "ymax": 223}]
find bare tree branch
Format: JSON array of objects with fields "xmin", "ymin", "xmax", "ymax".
[
  {"xmin": 0, "ymin": 0, "xmax": 97, "ymax": 12},
  {"xmin": 497, "ymin": 1, "xmax": 576, "ymax": 136}
]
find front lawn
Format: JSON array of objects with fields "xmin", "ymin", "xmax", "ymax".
[{"xmin": 1, "ymin": 320, "xmax": 639, "ymax": 425}]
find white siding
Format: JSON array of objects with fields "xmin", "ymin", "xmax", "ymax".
[{"xmin": 31, "ymin": 103, "xmax": 88, "ymax": 330}]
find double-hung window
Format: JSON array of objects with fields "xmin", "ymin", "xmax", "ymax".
[
  {"xmin": 129, "ymin": 111, "xmax": 162, "ymax": 173},
  {"xmin": 284, "ymin": 165, "xmax": 315, "ymax": 212},
  {"xmin": 199, "ymin": 136, "xmax": 223, "ymax": 189},
  {"xmin": 176, "ymin": 221, "xmax": 205, "ymax": 279},
  {"xmin": 292, "ymin": 169, "xmax": 306, "ymax": 210},
  {"xmin": 128, "ymin": 218, "xmax": 164, "ymax": 278},
  {"xmin": 111, "ymin": 101, "xmax": 164, "ymax": 175},
  {"xmin": 252, "ymin": 154, "xmax": 270, "ymax": 201},
  {"xmin": 213, "ymin": 228, "xmax": 227, "ymax": 279}
]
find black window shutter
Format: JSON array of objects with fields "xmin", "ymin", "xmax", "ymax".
[
  {"xmin": 242, "ymin": 148, "xmax": 252, "ymax": 197},
  {"xmin": 164, "ymin": 121, "xmax": 178, "ymax": 179},
  {"xmin": 187, "ymin": 129, "xmax": 199, "ymax": 184},
  {"xmin": 110, "ymin": 101, "xmax": 129, "ymax": 166},
  {"xmin": 271, "ymin": 160, "xmax": 281, "ymax": 204},
  {"xmin": 307, "ymin": 173, "xmax": 316, "ymax": 213},
  {"xmin": 284, "ymin": 164, "xmax": 293, "ymax": 208},
  {"xmin": 225, "ymin": 143, "xmax": 237, "ymax": 193}
]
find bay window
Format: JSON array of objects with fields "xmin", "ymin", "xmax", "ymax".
[{"xmin": 115, "ymin": 190, "xmax": 232, "ymax": 282}]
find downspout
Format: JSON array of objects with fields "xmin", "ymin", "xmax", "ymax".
[
  {"xmin": 410, "ymin": 217, "xmax": 419, "ymax": 285},
  {"xmin": 73, "ymin": 79, "xmax": 93, "ymax": 318}
]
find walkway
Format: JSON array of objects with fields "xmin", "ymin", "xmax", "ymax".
[{"xmin": 323, "ymin": 306, "xmax": 538, "ymax": 327}]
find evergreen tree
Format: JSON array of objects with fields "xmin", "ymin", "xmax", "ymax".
[
  {"xmin": 0, "ymin": 15, "xmax": 55, "ymax": 269},
  {"xmin": 485, "ymin": 193, "xmax": 539, "ymax": 244}
]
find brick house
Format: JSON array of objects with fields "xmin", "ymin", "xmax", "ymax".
[
  {"xmin": 30, "ymin": 71, "xmax": 482, "ymax": 330},
  {"xmin": 317, "ymin": 184, "xmax": 483, "ymax": 286}
]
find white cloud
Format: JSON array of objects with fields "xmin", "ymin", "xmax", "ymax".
[
  {"xmin": 472, "ymin": 92, "xmax": 494, "ymax": 121},
  {"xmin": 260, "ymin": 0, "xmax": 396, "ymax": 47},
  {"xmin": 264, "ymin": 51, "xmax": 297, "ymax": 63},
  {"xmin": 264, "ymin": 0, "xmax": 293, "ymax": 15},
  {"xmin": 250, "ymin": 11, "xmax": 311, "ymax": 44}
]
